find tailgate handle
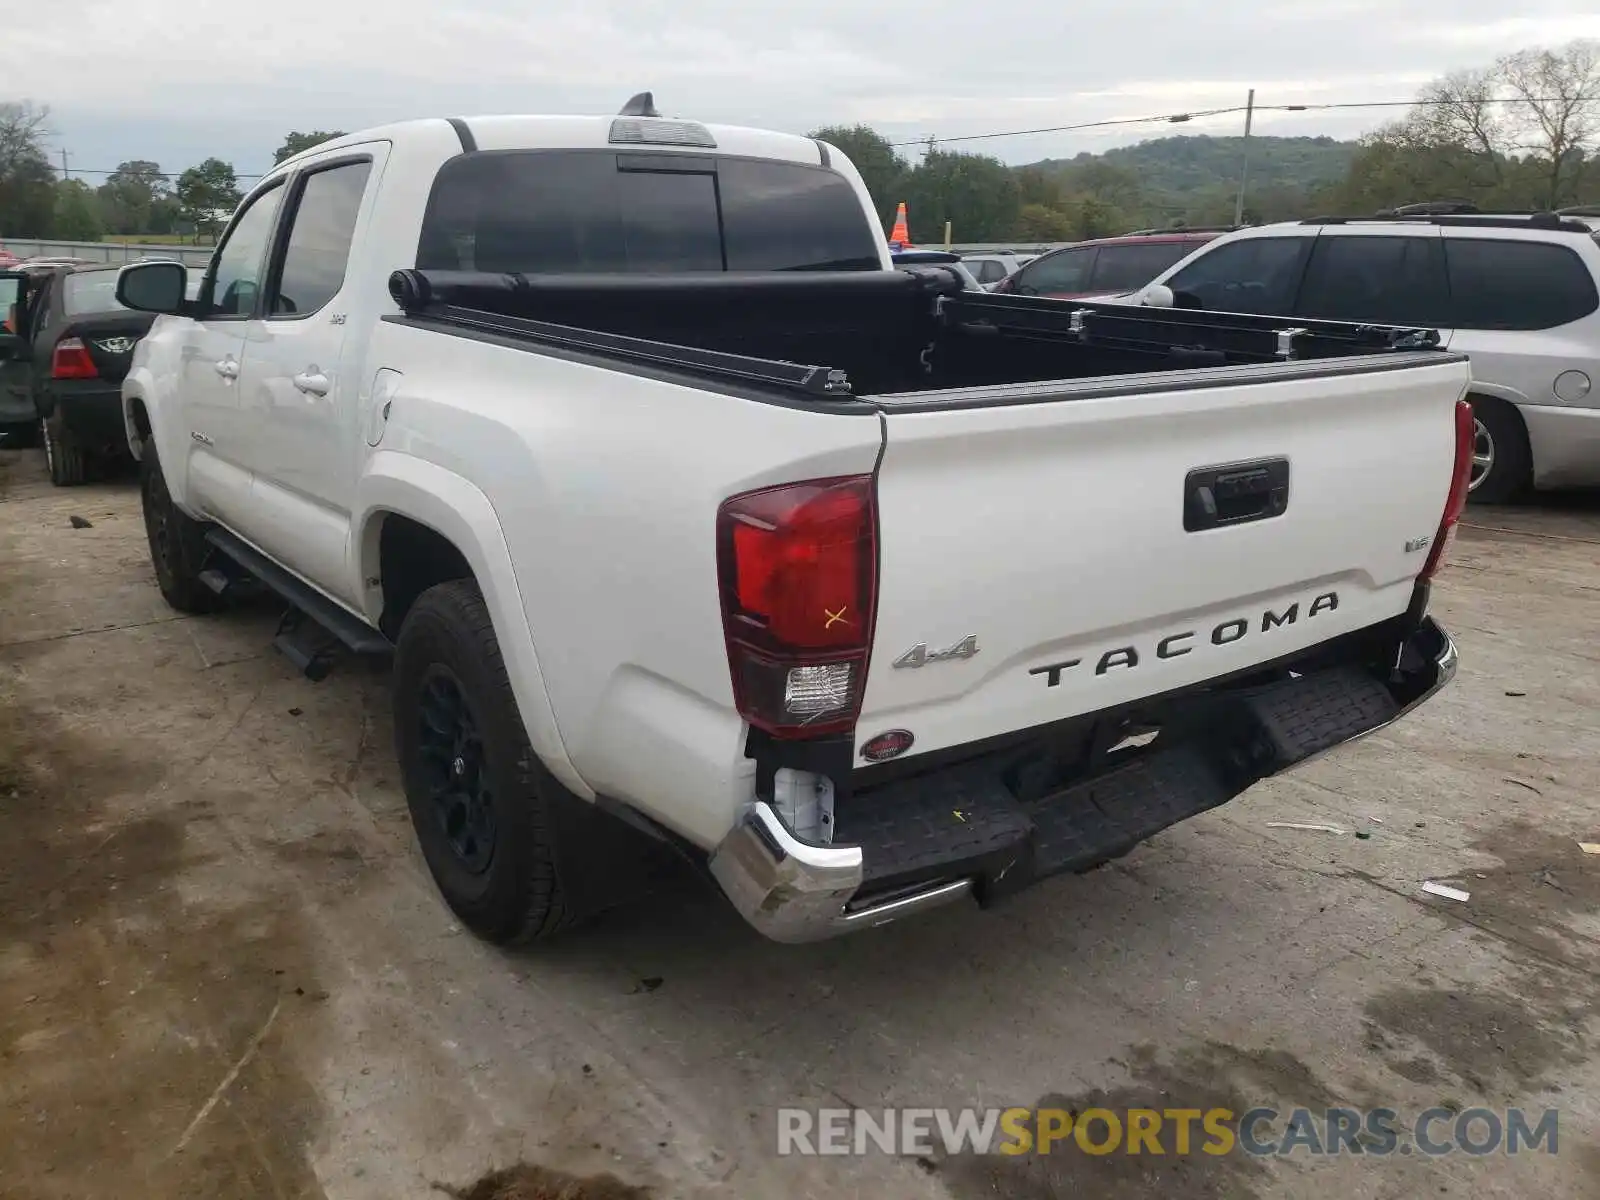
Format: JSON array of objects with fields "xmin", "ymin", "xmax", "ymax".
[{"xmin": 1184, "ymin": 458, "xmax": 1289, "ymax": 532}]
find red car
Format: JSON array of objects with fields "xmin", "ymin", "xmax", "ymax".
[{"xmin": 992, "ymin": 229, "xmax": 1229, "ymax": 300}]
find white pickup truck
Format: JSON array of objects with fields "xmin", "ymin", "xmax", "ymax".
[{"xmin": 114, "ymin": 96, "xmax": 1469, "ymax": 945}]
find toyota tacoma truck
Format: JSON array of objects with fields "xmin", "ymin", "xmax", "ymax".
[{"xmin": 112, "ymin": 96, "xmax": 1469, "ymax": 945}]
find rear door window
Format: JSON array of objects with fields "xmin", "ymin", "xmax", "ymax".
[
  {"xmin": 1164, "ymin": 236, "xmax": 1310, "ymax": 315},
  {"xmin": 272, "ymin": 159, "xmax": 373, "ymax": 316},
  {"xmin": 417, "ymin": 150, "xmax": 880, "ymax": 274},
  {"xmin": 967, "ymin": 259, "xmax": 1007, "ymax": 284},
  {"xmin": 62, "ymin": 272, "xmax": 127, "ymax": 316},
  {"xmin": 1295, "ymin": 235, "xmax": 1450, "ymax": 327},
  {"xmin": 1089, "ymin": 241, "xmax": 1200, "ymax": 292},
  {"xmin": 1444, "ymin": 238, "xmax": 1599, "ymax": 330},
  {"xmin": 1016, "ymin": 247, "xmax": 1095, "ymax": 295}
]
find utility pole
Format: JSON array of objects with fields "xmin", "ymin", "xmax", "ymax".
[
  {"xmin": 1233, "ymin": 89, "xmax": 1255, "ymax": 227},
  {"xmin": 59, "ymin": 148, "xmax": 71, "ymax": 179}
]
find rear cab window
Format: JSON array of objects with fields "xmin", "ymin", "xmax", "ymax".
[
  {"xmin": 1444, "ymin": 238, "xmax": 1599, "ymax": 330},
  {"xmin": 416, "ymin": 150, "xmax": 882, "ymax": 274},
  {"xmin": 63, "ymin": 271, "xmax": 127, "ymax": 316}
]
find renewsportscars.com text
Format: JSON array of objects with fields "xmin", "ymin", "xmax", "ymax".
[{"xmin": 776, "ymin": 1106, "xmax": 1560, "ymax": 1159}]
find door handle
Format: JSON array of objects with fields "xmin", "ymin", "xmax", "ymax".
[
  {"xmin": 214, "ymin": 357, "xmax": 239, "ymax": 380},
  {"xmin": 1184, "ymin": 458, "xmax": 1290, "ymax": 532},
  {"xmin": 292, "ymin": 370, "xmax": 330, "ymax": 397}
]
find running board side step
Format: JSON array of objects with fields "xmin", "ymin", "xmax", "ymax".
[{"xmin": 203, "ymin": 528, "xmax": 392, "ymax": 679}]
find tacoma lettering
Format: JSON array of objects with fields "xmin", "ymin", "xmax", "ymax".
[{"xmin": 1030, "ymin": 592, "xmax": 1340, "ymax": 687}]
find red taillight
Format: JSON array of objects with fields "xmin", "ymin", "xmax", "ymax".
[
  {"xmin": 1417, "ymin": 398, "xmax": 1475, "ymax": 583},
  {"xmin": 51, "ymin": 338, "xmax": 98, "ymax": 380},
  {"xmin": 717, "ymin": 475, "xmax": 878, "ymax": 738}
]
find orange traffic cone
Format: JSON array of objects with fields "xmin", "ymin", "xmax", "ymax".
[{"xmin": 888, "ymin": 202, "xmax": 913, "ymax": 249}]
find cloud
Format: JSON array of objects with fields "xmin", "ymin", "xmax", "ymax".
[{"xmin": 9, "ymin": 0, "xmax": 1595, "ymax": 175}]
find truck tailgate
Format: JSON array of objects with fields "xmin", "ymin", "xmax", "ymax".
[{"xmin": 858, "ymin": 354, "xmax": 1471, "ymax": 759}]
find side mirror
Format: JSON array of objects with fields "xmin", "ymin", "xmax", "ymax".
[
  {"xmin": 1137, "ymin": 283, "xmax": 1175, "ymax": 309},
  {"xmin": 116, "ymin": 261, "xmax": 189, "ymax": 314}
]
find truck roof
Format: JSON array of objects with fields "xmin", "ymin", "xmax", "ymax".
[{"xmin": 274, "ymin": 115, "xmax": 828, "ymax": 174}]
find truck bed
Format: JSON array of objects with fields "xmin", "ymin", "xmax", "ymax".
[{"xmin": 384, "ymin": 266, "xmax": 1447, "ymax": 402}]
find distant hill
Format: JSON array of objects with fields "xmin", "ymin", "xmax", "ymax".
[{"xmin": 1028, "ymin": 134, "xmax": 1358, "ymax": 199}]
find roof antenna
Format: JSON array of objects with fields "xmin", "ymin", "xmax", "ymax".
[{"xmin": 619, "ymin": 92, "xmax": 661, "ymax": 118}]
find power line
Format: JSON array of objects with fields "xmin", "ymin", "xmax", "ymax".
[
  {"xmin": 45, "ymin": 165, "xmax": 268, "ymax": 180},
  {"xmin": 57, "ymin": 91, "xmax": 1586, "ymax": 175},
  {"xmin": 889, "ymin": 106, "xmax": 1241, "ymax": 147},
  {"xmin": 889, "ymin": 93, "xmax": 1580, "ymax": 149}
]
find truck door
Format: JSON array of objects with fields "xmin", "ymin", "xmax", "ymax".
[
  {"xmin": 178, "ymin": 180, "xmax": 288, "ymax": 530},
  {"xmin": 233, "ymin": 144, "xmax": 387, "ymax": 602}
]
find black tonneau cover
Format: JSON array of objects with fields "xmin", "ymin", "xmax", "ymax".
[{"xmin": 385, "ymin": 267, "xmax": 1445, "ymax": 402}]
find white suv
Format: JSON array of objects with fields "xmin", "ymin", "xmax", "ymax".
[{"xmin": 1133, "ymin": 213, "xmax": 1600, "ymax": 502}]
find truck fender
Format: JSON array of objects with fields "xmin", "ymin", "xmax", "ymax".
[
  {"xmin": 1462, "ymin": 379, "xmax": 1529, "ymax": 408},
  {"xmin": 122, "ymin": 372, "xmax": 196, "ymax": 509},
  {"xmin": 354, "ymin": 452, "xmax": 593, "ymax": 800}
]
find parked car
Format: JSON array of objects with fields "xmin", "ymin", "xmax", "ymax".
[
  {"xmin": 0, "ymin": 264, "xmax": 156, "ymax": 482},
  {"xmin": 1124, "ymin": 212, "xmax": 1600, "ymax": 501},
  {"xmin": 960, "ymin": 251, "xmax": 1026, "ymax": 288},
  {"xmin": 113, "ymin": 103, "xmax": 1465, "ymax": 947},
  {"xmin": 891, "ymin": 249, "xmax": 982, "ymax": 289},
  {"xmin": 992, "ymin": 230, "xmax": 1228, "ymax": 300}
]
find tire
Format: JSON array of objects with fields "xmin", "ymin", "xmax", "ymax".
[
  {"xmin": 41, "ymin": 414, "xmax": 86, "ymax": 486},
  {"xmin": 1466, "ymin": 395, "xmax": 1532, "ymax": 506},
  {"xmin": 393, "ymin": 580, "xmax": 576, "ymax": 944},
  {"xmin": 140, "ymin": 442, "xmax": 222, "ymax": 614}
]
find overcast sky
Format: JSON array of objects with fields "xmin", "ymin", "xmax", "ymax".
[{"xmin": 10, "ymin": 0, "xmax": 1600, "ymax": 185}]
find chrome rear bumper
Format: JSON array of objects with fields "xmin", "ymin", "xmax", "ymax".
[
  {"xmin": 710, "ymin": 617, "xmax": 1457, "ymax": 944},
  {"xmin": 707, "ymin": 801, "xmax": 973, "ymax": 943}
]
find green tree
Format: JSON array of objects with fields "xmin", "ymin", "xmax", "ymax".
[
  {"xmin": 808, "ymin": 124, "xmax": 906, "ymax": 231},
  {"xmin": 1015, "ymin": 166, "xmax": 1067, "ymax": 211},
  {"xmin": 97, "ymin": 159, "xmax": 168, "ymax": 235},
  {"xmin": 52, "ymin": 178, "xmax": 103, "ymax": 240},
  {"xmin": 1059, "ymin": 192, "xmax": 1128, "ymax": 240},
  {"xmin": 0, "ymin": 101, "xmax": 59, "ymax": 238},
  {"xmin": 146, "ymin": 194, "xmax": 182, "ymax": 237},
  {"xmin": 1013, "ymin": 202, "xmax": 1075, "ymax": 241},
  {"xmin": 1320, "ymin": 38, "xmax": 1600, "ymax": 212},
  {"xmin": 273, "ymin": 130, "xmax": 347, "ymax": 164},
  {"xmin": 1050, "ymin": 159, "xmax": 1148, "ymax": 216},
  {"xmin": 902, "ymin": 148, "xmax": 1021, "ymax": 242},
  {"xmin": 175, "ymin": 158, "xmax": 242, "ymax": 241}
]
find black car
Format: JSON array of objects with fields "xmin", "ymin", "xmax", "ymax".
[{"xmin": 0, "ymin": 264, "xmax": 156, "ymax": 484}]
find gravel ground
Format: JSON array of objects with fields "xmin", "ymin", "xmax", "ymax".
[{"xmin": 2, "ymin": 448, "xmax": 1597, "ymax": 1200}]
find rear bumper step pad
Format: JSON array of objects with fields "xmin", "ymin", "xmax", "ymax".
[{"xmin": 834, "ymin": 660, "xmax": 1403, "ymax": 904}]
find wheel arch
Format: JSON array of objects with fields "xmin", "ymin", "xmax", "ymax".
[
  {"xmin": 355, "ymin": 454, "xmax": 590, "ymax": 799},
  {"xmin": 1464, "ymin": 387, "xmax": 1533, "ymax": 503}
]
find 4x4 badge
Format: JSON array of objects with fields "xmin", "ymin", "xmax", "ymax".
[{"xmin": 894, "ymin": 634, "xmax": 979, "ymax": 669}]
